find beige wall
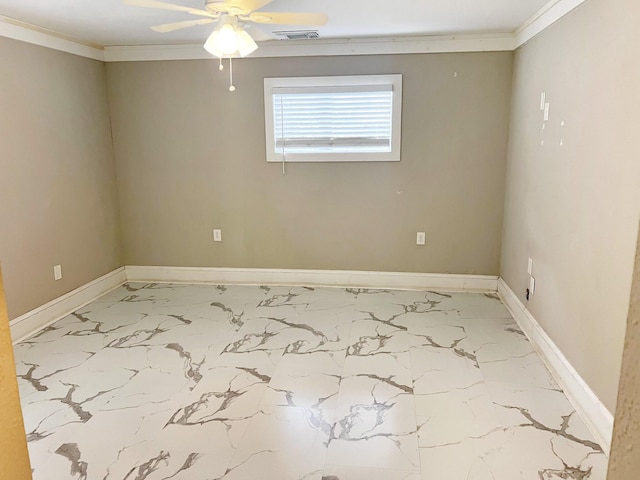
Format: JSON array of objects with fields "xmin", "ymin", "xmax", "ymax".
[
  {"xmin": 0, "ymin": 269, "xmax": 31, "ymax": 478},
  {"xmin": 0, "ymin": 37, "xmax": 123, "ymax": 320},
  {"xmin": 500, "ymin": 0, "xmax": 640, "ymax": 412},
  {"xmin": 107, "ymin": 52, "xmax": 512, "ymax": 274},
  {"xmin": 608, "ymin": 222, "xmax": 640, "ymax": 478}
]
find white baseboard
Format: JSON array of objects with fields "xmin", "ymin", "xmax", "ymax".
[
  {"xmin": 9, "ymin": 267, "xmax": 126, "ymax": 344},
  {"xmin": 126, "ymin": 265, "xmax": 499, "ymax": 292},
  {"xmin": 497, "ymin": 278, "xmax": 613, "ymax": 455}
]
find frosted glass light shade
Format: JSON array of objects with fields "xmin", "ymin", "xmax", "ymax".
[
  {"xmin": 236, "ymin": 30, "xmax": 258, "ymax": 57},
  {"xmin": 203, "ymin": 30, "xmax": 224, "ymax": 57},
  {"xmin": 215, "ymin": 24, "xmax": 239, "ymax": 55},
  {"xmin": 203, "ymin": 22, "xmax": 258, "ymax": 58}
]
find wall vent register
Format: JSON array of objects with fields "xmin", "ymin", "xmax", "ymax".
[{"xmin": 264, "ymin": 74, "xmax": 402, "ymax": 162}]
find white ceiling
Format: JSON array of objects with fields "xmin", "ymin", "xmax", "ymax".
[{"xmin": 0, "ymin": 0, "xmax": 552, "ymax": 47}]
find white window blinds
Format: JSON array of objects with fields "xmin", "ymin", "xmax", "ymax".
[
  {"xmin": 272, "ymin": 86, "xmax": 394, "ymax": 155},
  {"xmin": 264, "ymin": 75, "xmax": 402, "ymax": 162}
]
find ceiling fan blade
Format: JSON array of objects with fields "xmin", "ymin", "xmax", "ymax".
[
  {"xmin": 248, "ymin": 12, "xmax": 328, "ymax": 26},
  {"xmin": 123, "ymin": 0, "xmax": 213, "ymax": 18},
  {"xmin": 151, "ymin": 18, "xmax": 216, "ymax": 33},
  {"xmin": 245, "ymin": 24, "xmax": 274, "ymax": 42}
]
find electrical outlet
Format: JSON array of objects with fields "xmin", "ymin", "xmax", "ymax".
[
  {"xmin": 529, "ymin": 276, "xmax": 536, "ymax": 296},
  {"xmin": 527, "ymin": 257, "xmax": 533, "ymax": 275},
  {"xmin": 416, "ymin": 232, "xmax": 426, "ymax": 246},
  {"xmin": 54, "ymin": 265, "xmax": 62, "ymax": 281},
  {"xmin": 213, "ymin": 229, "xmax": 222, "ymax": 242}
]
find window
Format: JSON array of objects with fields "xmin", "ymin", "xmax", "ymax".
[{"xmin": 264, "ymin": 74, "xmax": 402, "ymax": 162}]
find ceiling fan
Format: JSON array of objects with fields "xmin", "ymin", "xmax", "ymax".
[
  {"xmin": 124, "ymin": 1, "xmax": 328, "ymax": 90},
  {"xmin": 124, "ymin": 0, "xmax": 328, "ymax": 56}
]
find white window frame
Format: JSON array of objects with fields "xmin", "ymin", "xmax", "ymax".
[{"xmin": 264, "ymin": 74, "xmax": 402, "ymax": 163}]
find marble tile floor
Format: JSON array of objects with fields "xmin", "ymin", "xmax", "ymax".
[{"xmin": 13, "ymin": 283, "xmax": 608, "ymax": 479}]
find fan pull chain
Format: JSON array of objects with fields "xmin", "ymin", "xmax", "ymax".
[
  {"xmin": 218, "ymin": 57, "xmax": 224, "ymax": 71},
  {"xmin": 228, "ymin": 57, "xmax": 235, "ymax": 92}
]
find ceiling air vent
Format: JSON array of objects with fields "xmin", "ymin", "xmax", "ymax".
[{"xmin": 274, "ymin": 30, "xmax": 321, "ymax": 40}]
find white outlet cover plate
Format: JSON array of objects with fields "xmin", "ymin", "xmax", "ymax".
[
  {"xmin": 54, "ymin": 265, "xmax": 63, "ymax": 280},
  {"xmin": 416, "ymin": 232, "xmax": 426, "ymax": 245},
  {"xmin": 213, "ymin": 229, "xmax": 222, "ymax": 242},
  {"xmin": 528, "ymin": 257, "xmax": 533, "ymax": 275},
  {"xmin": 529, "ymin": 276, "xmax": 536, "ymax": 295}
]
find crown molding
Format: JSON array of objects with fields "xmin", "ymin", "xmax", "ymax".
[
  {"xmin": 0, "ymin": 0, "xmax": 588, "ymax": 62},
  {"xmin": 103, "ymin": 43, "xmax": 208, "ymax": 62},
  {"xmin": 515, "ymin": 0, "xmax": 588, "ymax": 47},
  {"xmin": 0, "ymin": 15, "xmax": 104, "ymax": 61},
  {"xmin": 104, "ymin": 34, "xmax": 516, "ymax": 62}
]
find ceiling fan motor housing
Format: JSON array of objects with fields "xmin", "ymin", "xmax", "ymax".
[{"xmin": 205, "ymin": 0, "xmax": 246, "ymax": 16}]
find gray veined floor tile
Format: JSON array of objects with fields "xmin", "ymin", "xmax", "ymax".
[
  {"xmin": 415, "ymin": 381, "xmax": 503, "ymax": 448},
  {"xmin": 410, "ymin": 345, "xmax": 484, "ymax": 395},
  {"xmin": 261, "ymin": 352, "xmax": 343, "ymax": 418},
  {"xmin": 322, "ymin": 464, "xmax": 422, "ymax": 480},
  {"xmin": 327, "ymin": 371, "xmax": 420, "ymax": 472},
  {"xmin": 346, "ymin": 317, "xmax": 411, "ymax": 356},
  {"xmin": 221, "ymin": 407, "xmax": 329, "ymax": 480},
  {"xmin": 342, "ymin": 349, "xmax": 412, "ymax": 379},
  {"xmin": 14, "ymin": 283, "xmax": 607, "ymax": 480}
]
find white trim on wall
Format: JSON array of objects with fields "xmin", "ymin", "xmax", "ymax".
[
  {"xmin": 515, "ymin": 0, "xmax": 588, "ymax": 47},
  {"xmin": 0, "ymin": 15, "xmax": 105, "ymax": 61},
  {"xmin": 125, "ymin": 265, "xmax": 499, "ymax": 292},
  {"xmin": 9, "ymin": 267, "xmax": 126, "ymax": 344},
  {"xmin": 497, "ymin": 278, "xmax": 614, "ymax": 455},
  {"xmin": 103, "ymin": 34, "xmax": 516, "ymax": 62}
]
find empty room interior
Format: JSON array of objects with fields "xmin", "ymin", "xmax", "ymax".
[{"xmin": 1, "ymin": 0, "xmax": 639, "ymax": 478}]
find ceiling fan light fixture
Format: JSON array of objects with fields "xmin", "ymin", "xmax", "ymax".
[
  {"xmin": 236, "ymin": 29, "xmax": 258, "ymax": 57},
  {"xmin": 203, "ymin": 30, "xmax": 224, "ymax": 56},
  {"xmin": 215, "ymin": 23, "xmax": 239, "ymax": 54},
  {"xmin": 203, "ymin": 18, "xmax": 257, "ymax": 58}
]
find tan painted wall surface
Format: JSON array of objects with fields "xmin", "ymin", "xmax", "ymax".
[
  {"xmin": 608, "ymin": 223, "xmax": 640, "ymax": 478},
  {"xmin": 107, "ymin": 52, "xmax": 512, "ymax": 274},
  {"xmin": 500, "ymin": 0, "xmax": 640, "ymax": 412},
  {"xmin": 0, "ymin": 269, "xmax": 32, "ymax": 478},
  {"xmin": 0, "ymin": 37, "xmax": 123, "ymax": 320}
]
